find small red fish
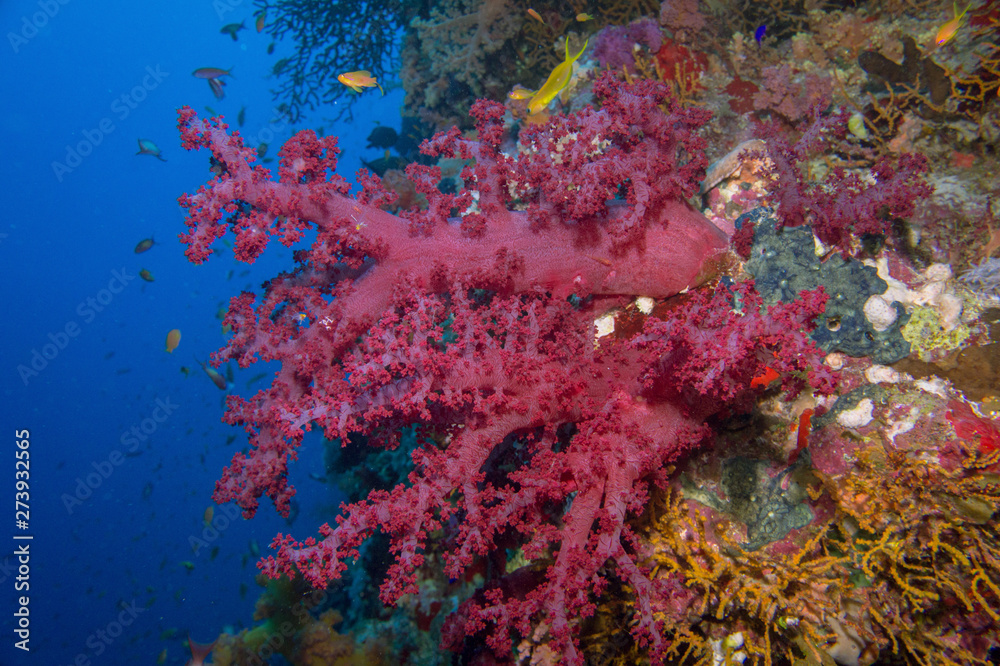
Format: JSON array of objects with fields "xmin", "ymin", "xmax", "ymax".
[{"xmin": 788, "ymin": 408, "xmax": 814, "ymax": 465}]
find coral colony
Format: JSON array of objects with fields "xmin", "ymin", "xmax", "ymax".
[{"xmin": 178, "ymin": 22, "xmax": 1000, "ymax": 658}]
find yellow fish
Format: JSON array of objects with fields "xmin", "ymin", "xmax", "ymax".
[
  {"xmin": 337, "ymin": 70, "xmax": 383, "ymax": 95},
  {"xmin": 576, "ymin": 13, "xmax": 594, "ymax": 22},
  {"xmin": 165, "ymin": 329, "xmax": 181, "ymax": 353},
  {"xmin": 936, "ymin": 1, "xmax": 972, "ymax": 45},
  {"xmin": 508, "ymin": 84, "xmax": 536, "ymax": 100},
  {"xmin": 528, "ymin": 37, "xmax": 589, "ymax": 115}
]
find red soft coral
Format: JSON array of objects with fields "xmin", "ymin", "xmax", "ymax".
[{"xmin": 176, "ymin": 72, "xmax": 832, "ymax": 663}]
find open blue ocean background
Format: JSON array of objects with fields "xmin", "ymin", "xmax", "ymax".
[{"xmin": 0, "ymin": 1, "xmax": 404, "ymax": 663}]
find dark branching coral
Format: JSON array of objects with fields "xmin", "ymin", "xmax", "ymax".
[
  {"xmin": 859, "ymin": 35, "xmax": 951, "ymax": 107},
  {"xmin": 254, "ymin": 0, "xmax": 417, "ymax": 122}
]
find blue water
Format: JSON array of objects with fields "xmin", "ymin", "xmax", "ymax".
[{"xmin": 0, "ymin": 1, "xmax": 403, "ymax": 663}]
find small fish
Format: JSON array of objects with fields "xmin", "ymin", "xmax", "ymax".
[
  {"xmin": 134, "ymin": 237, "xmax": 155, "ymax": 253},
  {"xmin": 527, "ymin": 8, "xmax": 544, "ymax": 24},
  {"xmin": 237, "ymin": 105, "xmax": 246, "ymax": 127},
  {"xmin": 754, "ymin": 24, "xmax": 767, "ymax": 44},
  {"xmin": 246, "ymin": 372, "xmax": 267, "ymax": 386},
  {"xmin": 576, "ymin": 13, "xmax": 594, "ymax": 22},
  {"xmin": 248, "ymin": 539, "xmax": 260, "ymax": 557},
  {"xmin": 936, "ymin": 1, "xmax": 972, "ymax": 45},
  {"xmin": 208, "ymin": 78, "xmax": 225, "ymax": 101},
  {"xmin": 165, "ymin": 329, "xmax": 182, "ymax": 353},
  {"xmin": 203, "ymin": 506, "xmax": 214, "ymax": 526},
  {"xmin": 180, "ymin": 561, "xmax": 195, "ymax": 571},
  {"xmin": 186, "ymin": 635, "xmax": 216, "ymax": 666},
  {"xmin": 180, "ymin": 366, "xmax": 191, "ymax": 377},
  {"xmin": 271, "ymin": 58, "xmax": 291, "ymax": 75},
  {"xmin": 257, "ymin": 142, "xmax": 269, "ymax": 159},
  {"xmin": 139, "ymin": 268, "xmax": 155, "ymax": 282},
  {"xmin": 195, "ymin": 357, "xmax": 228, "ymax": 391},
  {"xmin": 220, "ymin": 21, "xmax": 245, "ymax": 41},
  {"xmin": 255, "ymin": 12, "xmax": 266, "ymax": 33},
  {"xmin": 142, "ymin": 482, "xmax": 154, "ymax": 500},
  {"xmin": 192, "ymin": 67, "xmax": 233, "ymax": 80},
  {"xmin": 136, "ymin": 139, "xmax": 166, "ymax": 161},
  {"xmin": 508, "ymin": 84, "xmax": 536, "ymax": 100},
  {"xmin": 338, "ymin": 70, "xmax": 383, "ymax": 95},
  {"xmin": 366, "ymin": 125, "xmax": 398, "ymax": 149},
  {"xmin": 267, "ymin": 42, "xmax": 276, "ymax": 55},
  {"xmin": 157, "ymin": 648, "xmax": 167, "ymax": 665},
  {"xmin": 527, "ymin": 37, "xmax": 589, "ymax": 115}
]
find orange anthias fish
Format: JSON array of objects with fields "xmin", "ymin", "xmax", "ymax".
[
  {"xmin": 165, "ymin": 329, "xmax": 181, "ymax": 353},
  {"xmin": 337, "ymin": 70, "xmax": 383, "ymax": 95},
  {"xmin": 527, "ymin": 8, "xmax": 545, "ymax": 24},
  {"xmin": 136, "ymin": 139, "xmax": 166, "ymax": 161},
  {"xmin": 936, "ymin": 1, "xmax": 972, "ymax": 45},
  {"xmin": 255, "ymin": 11, "xmax": 266, "ymax": 33}
]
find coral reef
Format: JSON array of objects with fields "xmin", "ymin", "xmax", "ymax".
[{"xmin": 188, "ymin": 0, "xmax": 1000, "ymax": 661}]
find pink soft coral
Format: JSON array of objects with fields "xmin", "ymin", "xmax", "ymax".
[{"xmin": 176, "ymin": 72, "xmax": 833, "ymax": 662}]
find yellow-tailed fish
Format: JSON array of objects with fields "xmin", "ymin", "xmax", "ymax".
[
  {"xmin": 528, "ymin": 37, "xmax": 589, "ymax": 115},
  {"xmin": 576, "ymin": 13, "xmax": 594, "ymax": 22},
  {"xmin": 936, "ymin": 1, "xmax": 972, "ymax": 45},
  {"xmin": 337, "ymin": 70, "xmax": 383, "ymax": 95},
  {"xmin": 165, "ymin": 329, "xmax": 181, "ymax": 353}
]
